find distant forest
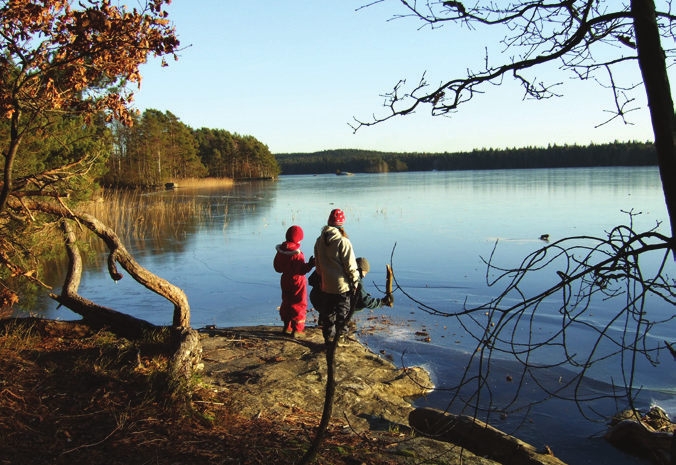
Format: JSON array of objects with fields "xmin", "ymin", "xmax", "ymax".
[
  {"xmin": 102, "ymin": 110, "xmax": 280, "ymax": 188},
  {"xmin": 275, "ymin": 141, "xmax": 657, "ymax": 175}
]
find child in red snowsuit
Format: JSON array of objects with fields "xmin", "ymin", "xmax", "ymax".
[{"xmin": 274, "ymin": 225, "xmax": 315, "ymax": 338}]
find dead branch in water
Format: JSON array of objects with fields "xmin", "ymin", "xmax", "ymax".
[{"xmin": 8, "ymin": 197, "xmax": 201, "ymax": 380}]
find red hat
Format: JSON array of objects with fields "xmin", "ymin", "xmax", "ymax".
[
  {"xmin": 285, "ymin": 225, "xmax": 303, "ymax": 244},
  {"xmin": 328, "ymin": 209, "xmax": 345, "ymax": 227}
]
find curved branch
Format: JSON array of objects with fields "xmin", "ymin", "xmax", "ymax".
[
  {"xmin": 50, "ymin": 220, "xmax": 158, "ymax": 340},
  {"xmin": 11, "ymin": 197, "xmax": 191, "ymax": 328}
]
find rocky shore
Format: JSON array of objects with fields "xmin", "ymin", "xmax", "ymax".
[{"xmin": 199, "ymin": 325, "xmax": 568, "ymax": 465}]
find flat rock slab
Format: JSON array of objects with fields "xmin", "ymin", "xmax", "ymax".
[
  {"xmin": 198, "ymin": 325, "xmax": 568, "ymax": 465},
  {"xmin": 199, "ymin": 325, "xmax": 430, "ymax": 431}
]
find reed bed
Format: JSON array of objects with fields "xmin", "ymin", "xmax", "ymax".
[
  {"xmin": 167, "ymin": 177, "xmax": 235, "ymax": 188},
  {"xmin": 79, "ymin": 186, "xmax": 227, "ymax": 254}
]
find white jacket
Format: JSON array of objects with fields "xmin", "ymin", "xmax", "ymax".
[{"xmin": 314, "ymin": 226, "xmax": 359, "ymax": 294}]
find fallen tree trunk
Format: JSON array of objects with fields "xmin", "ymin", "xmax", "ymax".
[
  {"xmin": 409, "ymin": 407, "xmax": 568, "ymax": 465},
  {"xmin": 10, "ymin": 198, "xmax": 200, "ymax": 380},
  {"xmin": 13, "ymin": 198, "xmax": 191, "ymax": 328}
]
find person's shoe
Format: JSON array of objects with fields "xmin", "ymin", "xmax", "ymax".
[
  {"xmin": 337, "ymin": 335, "xmax": 350, "ymax": 347},
  {"xmin": 292, "ymin": 331, "xmax": 306, "ymax": 339}
]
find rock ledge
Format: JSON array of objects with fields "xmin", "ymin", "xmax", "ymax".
[{"xmin": 199, "ymin": 325, "xmax": 568, "ymax": 465}]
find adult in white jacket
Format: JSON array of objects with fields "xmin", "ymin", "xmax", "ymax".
[{"xmin": 313, "ymin": 208, "xmax": 360, "ymax": 343}]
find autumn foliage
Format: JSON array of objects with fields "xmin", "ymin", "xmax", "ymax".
[
  {"xmin": 0, "ymin": 0, "xmax": 181, "ymax": 312},
  {"xmin": 0, "ymin": 0, "xmax": 178, "ymax": 125},
  {"xmin": 0, "ymin": 0, "xmax": 180, "ymax": 216}
]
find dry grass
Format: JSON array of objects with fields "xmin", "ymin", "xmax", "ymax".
[
  {"xmin": 167, "ymin": 177, "xmax": 235, "ymax": 188},
  {"xmin": 0, "ymin": 320, "xmax": 402, "ymax": 465}
]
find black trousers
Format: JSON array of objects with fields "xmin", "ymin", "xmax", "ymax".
[{"xmin": 318, "ymin": 290, "xmax": 351, "ymax": 340}]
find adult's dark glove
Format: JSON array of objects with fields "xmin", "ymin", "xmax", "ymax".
[
  {"xmin": 309, "ymin": 256, "xmax": 315, "ymax": 267},
  {"xmin": 382, "ymin": 293, "xmax": 394, "ymax": 307}
]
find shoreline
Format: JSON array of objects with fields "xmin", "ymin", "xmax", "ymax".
[
  {"xmin": 199, "ymin": 324, "xmax": 570, "ymax": 465},
  {"xmin": 356, "ymin": 328, "xmax": 670, "ymax": 465}
]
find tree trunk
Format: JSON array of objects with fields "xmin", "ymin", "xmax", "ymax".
[
  {"xmin": 168, "ymin": 325, "xmax": 203, "ymax": 381},
  {"xmin": 0, "ymin": 110, "xmax": 22, "ymax": 215},
  {"xmin": 22, "ymin": 208, "xmax": 205, "ymax": 385},
  {"xmin": 632, "ymin": 0, "xmax": 676, "ymax": 237},
  {"xmin": 299, "ymin": 289, "xmax": 359, "ymax": 465}
]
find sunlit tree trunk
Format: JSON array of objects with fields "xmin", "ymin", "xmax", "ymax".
[{"xmin": 0, "ymin": 111, "xmax": 21, "ymax": 214}]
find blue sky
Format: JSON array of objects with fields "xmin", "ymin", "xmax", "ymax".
[{"xmin": 132, "ymin": 1, "xmax": 663, "ymax": 154}]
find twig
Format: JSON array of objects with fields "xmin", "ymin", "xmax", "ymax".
[
  {"xmin": 342, "ymin": 411, "xmax": 370, "ymax": 441},
  {"xmin": 60, "ymin": 423, "xmax": 122, "ymax": 455}
]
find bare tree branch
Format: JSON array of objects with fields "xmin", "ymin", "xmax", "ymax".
[
  {"xmin": 392, "ymin": 216, "xmax": 675, "ymax": 430},
  {"xmin": 50, "ymin": 219, "xmax": 159, "ymax": 340},
  {"xmin": 351, "ymin": 2, "xmax": 650, "ymax": 133},
  {"xmin": 8, "ymin": 197, "xmax": 191, "ymax": 328}
]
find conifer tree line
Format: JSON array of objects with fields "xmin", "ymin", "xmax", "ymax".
[
  {"xmin": 276, "ymin": 141, "xmax": 657, "ymax": 175},
  {"xmin": 102, "ymin": 109, "xmax": 281, "ymax": 187}
]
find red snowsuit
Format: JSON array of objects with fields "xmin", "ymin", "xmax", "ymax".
[{"xmin": 274, "ymin": 228, "xmax": 314, "ymax": 333}]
